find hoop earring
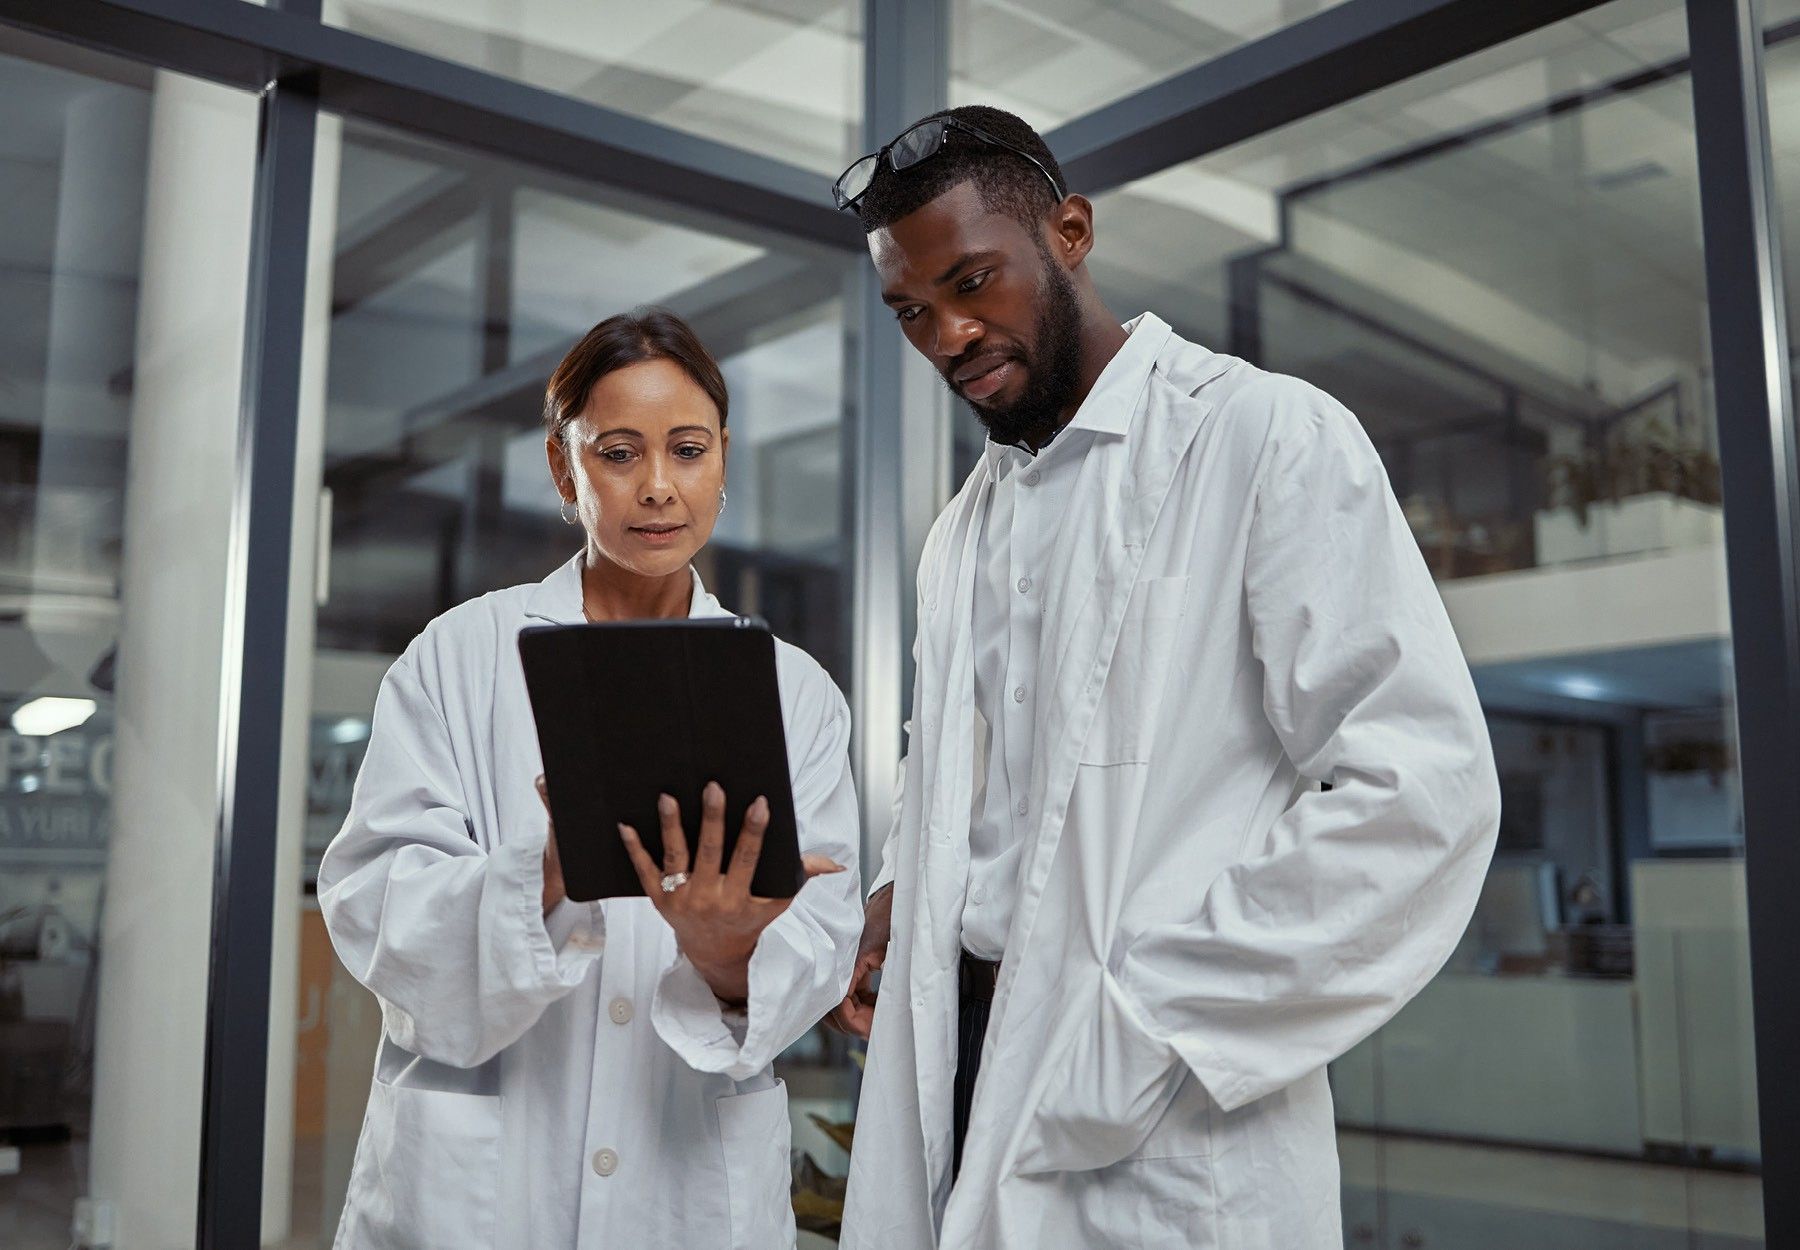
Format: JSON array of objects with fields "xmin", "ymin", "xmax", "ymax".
[
  {"xmin": 560, "ymin": 499, "xmax": 578, "ymax": 526},
  {"xmin": 718, "ymin": 487, "xmax": 728, "ymax": 516}
]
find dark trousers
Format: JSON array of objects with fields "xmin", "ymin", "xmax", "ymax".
[{"xmin": 952, "ymin": 951, "xmax": 999, "ymax": 1178}]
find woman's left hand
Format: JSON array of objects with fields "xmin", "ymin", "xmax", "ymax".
[{"xmin": 618, "ymin": 781, "xmax": 843, "ymax": 1005}]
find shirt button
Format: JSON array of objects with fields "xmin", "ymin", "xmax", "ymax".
[
  {"xmin": 1017, "ymin": 576, "xmax": 1032, "ymax": 594},
  {"xmin": 1025, "ymin": 470, "xmax": 1041, "ymax": 486},
  {"xmin": 1013, "ymin": 685, "xmax": 1026, "ymax": 703},
  {"xmin": 592, "ymin": 1148, "xmax": 619, "ymax": 1177},
  {"xmin": 1017, "ymin": 798, "xmax": 1029, "ymax": 816},
  {"xmin": 608, "ymin": 997, "xmax": 633, "ymax": 1025}
]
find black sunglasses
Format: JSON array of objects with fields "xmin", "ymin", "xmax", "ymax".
[{"xmin": 832, "ymin": 117, "xmax": 1065, "ymax": 214}]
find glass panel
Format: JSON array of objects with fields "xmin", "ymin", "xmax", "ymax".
[
  {"xmin": 1091, "ymin": 1, "xmax": 1762, "ymax": 1245},
  {"xmin": 949, "ymin": 0, "xmax": 1353, "ymax": 132},
  {"xmin": 321, "ymin": 0, "xmax": 863, "ymax": 177},
  {"xmin": 0, "ymin": 32, "xmax": 256, "ymax": 1250},
  {"xmin": 279, "ymin": 117, "xmax": 855, "ymax": 1246}
]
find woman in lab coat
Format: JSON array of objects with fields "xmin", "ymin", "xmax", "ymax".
[{"xmin": 319, "ymin": 308, "xmax": 862, "ymax": 1250}]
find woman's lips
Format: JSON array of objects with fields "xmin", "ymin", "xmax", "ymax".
[
  {"xmin": 959, "ymin": 359, "xmax": 1017, "ymax": 403},
  {"xmin": 630, "ymin": 524, "xmax": 687, "ymax": 546}
]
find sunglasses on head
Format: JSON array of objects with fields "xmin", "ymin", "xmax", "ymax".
[{"xmin": 832, "ymin": 116, "xmax": 1065, "ymax": 215}]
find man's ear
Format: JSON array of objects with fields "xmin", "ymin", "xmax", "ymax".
[{"xmin": 1048, "ymin": 194, "xmax": 1096, "ymax": 269}]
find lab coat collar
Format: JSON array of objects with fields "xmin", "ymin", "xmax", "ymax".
[
  {"xmin": 980, "ymin": 312, "xmax": 1174, "ymax": 468},
  {"xmin": 522, "ymin": 553, "xmax": 726, "ymax": 624}
]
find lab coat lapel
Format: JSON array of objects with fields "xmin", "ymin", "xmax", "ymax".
[
  {"xmin": 908, "ymin": 464, "xmax": 993, "ymax": 1187},
  {"xmin": 1007, "ymin": 371, "xmax": 1214, "ymax": 967}
]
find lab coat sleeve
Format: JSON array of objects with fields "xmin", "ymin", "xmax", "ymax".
[
  {"xmin": 1116, "ymin": 381, "xmax": 1501, "ymax": 1113},
  {"xmin": 868, "ymin": 604, "xmax": 929, "ymax": 897},
  {"xmin": 317, "ymin": 648, "xmax": 600, "ymax": 1071},
  {"xmin": 651, "ymin": 672, "xmax": 863, "ymax": 1079},
  {"xmin": 865, "ymin": 738, "xmax": 909, "ymax": 897}
]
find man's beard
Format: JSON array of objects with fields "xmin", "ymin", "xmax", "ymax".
[{"xmin": 963, "ymin": 251, "xmax": 1084, "ymax": 448}]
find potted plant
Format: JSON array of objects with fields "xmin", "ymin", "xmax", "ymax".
[{"xmin": 1535, "ymin": 416, "xmax": 1722, "ymax": 565}]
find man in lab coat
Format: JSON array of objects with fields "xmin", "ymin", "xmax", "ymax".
[{"xmin": 828, "ymin": 105, "xmax": 1501, "ymax": 1249}]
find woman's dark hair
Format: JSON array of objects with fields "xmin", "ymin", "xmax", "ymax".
[{"xmin": 543, "ymin": 307, "xmax": 729, "ymax": 443}]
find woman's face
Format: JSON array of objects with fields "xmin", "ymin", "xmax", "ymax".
[{"xmin": 546, "ymin": 357, "xmax": 728, "ymax": 580}]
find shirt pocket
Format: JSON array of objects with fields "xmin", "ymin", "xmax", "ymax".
[
  {"xmin": 716, "ymin": 1078, "xmax": 796, "ymax": 1250},
  {"xmin": 335, "ymin": 1077, "xmax": 502, "ymax": 1250},
  {"xmin": 1081, "ymin": 575, "xmax": 1191, "ymax": 766}
]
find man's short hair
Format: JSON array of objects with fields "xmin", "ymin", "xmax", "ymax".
[{"xmin": 855, "ymin": 104, "xmax": 1065, "ymax": 237}]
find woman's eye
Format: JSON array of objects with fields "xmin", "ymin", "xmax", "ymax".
[{"xmin": 600, "ymin": 447, "xmax": 633, "ymax": 463}]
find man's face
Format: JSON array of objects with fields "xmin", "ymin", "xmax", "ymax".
[{"xmin": 870, "ymin": 181, "xmax": 1083, "ymax": 445}]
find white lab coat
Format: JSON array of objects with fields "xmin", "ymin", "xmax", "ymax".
[
  {"xmin": 842, "ymin": 315, "xmax": 1500, "ymax": 1250},
  {"xmin": 319, "ymin": 556, "xmax": 861, "ymax": 1250}
]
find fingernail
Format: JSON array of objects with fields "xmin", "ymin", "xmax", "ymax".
[
  {"xmin": 751, "ymin": 796, "xmax": 769, "ymax": 819},
  {"xmin": 658, "ymin": 793, "xmax": 675, "ymax": 815},
  {"xmin": 617, "ymin": 822, "xmax": 634, "ymax": 839},
  {"xmin": 706, "ymin": 780, "xmax": 723, "ymax": 801},
  {"xmin": 535, "ymin": 775, "xmax": 546, "ymax": 793}
]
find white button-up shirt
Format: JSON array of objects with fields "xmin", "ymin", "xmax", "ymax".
[{"xmin": 961, "ymin": 319, "xmax": 1170, "ymax": 960}]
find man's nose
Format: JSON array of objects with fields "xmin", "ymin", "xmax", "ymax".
[{"xmin": 933, "ymin": 309, "xmax": 982, "ymax": 364}]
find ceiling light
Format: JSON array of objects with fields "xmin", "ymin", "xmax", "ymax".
[{"xmin": 12, "ymin": 697, "xmax": 98, "ymax": 737}]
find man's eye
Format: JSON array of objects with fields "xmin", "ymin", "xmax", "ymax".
[
  {"xmin": 897, "ymin": 306, "xmax": 922, "ymax": 323},
  {"xmin": 958, "ymin": 271, "xmax": 988, "ymax": 294}
]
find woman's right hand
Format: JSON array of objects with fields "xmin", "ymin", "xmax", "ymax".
[{"xmin": 535, "ymin": 775, "xmax": 566, "ymax": 917}]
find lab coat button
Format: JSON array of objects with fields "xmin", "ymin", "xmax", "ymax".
[
  {"xmin": 592, "ymin": 1148, "xmax": 618, "ymax": 1177},
  {"xmin": 1025, "ymin": 470, "xmax": 1041, "ymax": 486},
  {"xmin": 608, "ymin": 997, "xmax": 633, "ymax": 1025},
  {"xmin": 1013, "ymin": 685, "xmax": 1026, "ymax": 703},
  {"xmin": 1017, "ymin": 577, "xmax": 1031, "ymax": 594},
  {"xmin": 1016, "ymin": 798, "xmax": 1028, "ymax": 816}
]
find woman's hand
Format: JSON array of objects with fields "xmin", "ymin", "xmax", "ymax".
[
  {"xmin": 536, "ymin": 775, "xmax": 567, "ymax": 918},
  {"xmin": 618, "ymin": 781, "xmax": 843, "ymax": 1005}
]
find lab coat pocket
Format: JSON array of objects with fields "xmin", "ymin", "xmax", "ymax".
[
  {"xmin": 1013, "ymin": 968, "xmax": 1197, "ymax": 1177},
  {"xmin": 717, "ymin": 1078, "xmax": 797, "ymax": 1250},
  {"xmin": 1082, "ymin": 576, "xmax": 1190, "ymax": 766},
  {"xmin": 336, "ymin": 1078, "xmax": 501, "ymax": 1250},
  {"xmin": 1056, "ymin": 1150, "xmax": 1219, "ymax": 1250}
]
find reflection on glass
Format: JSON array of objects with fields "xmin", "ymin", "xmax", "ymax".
[
  {"xmin": 949, "ymin": 0, "xmax": 1351, "ymax": 131},
  {"xmin": 1091, "ymin": 0, "xmax": 1760, "ymax": 1245},
  {"xmin": 284, "ymin": 118, "xmax": 855, "ymax": 1246},
  {"xmin": 323, "ymin": 0, "xmax": 863, "ymax": 176},
  {"xmin": 0, "ymin": 35, "xmax": 256, "ymax": 1250}
]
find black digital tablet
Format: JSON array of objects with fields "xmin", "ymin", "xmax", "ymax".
[{"xmin": 518, "ymin": 616, "xmax": 802, "ymax": 902}]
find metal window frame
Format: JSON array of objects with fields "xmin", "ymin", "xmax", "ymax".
[
  {"xmin": 0, "ymin": 0, "xmax": 1791, "ymax": 1242},
  {"xmin": 198, "ymin": 8, "xmax": 319, "ymax": 1248},
  {"xmin": 1688, "ymin": 1, "xmax": 1798, "ymax": 1242}
]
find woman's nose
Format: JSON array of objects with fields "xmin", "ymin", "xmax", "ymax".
[{"xmin": 639, "ymin": 459, "xmax": 676, "ymax": 504}]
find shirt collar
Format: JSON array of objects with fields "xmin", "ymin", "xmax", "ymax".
[
  {"xmin": 522, "ymin": 552, "xmax": 726, "ymax": 623},
  {"xmin": 982, "ymin": 311, "xmax": 1172, "ymax": 466}
]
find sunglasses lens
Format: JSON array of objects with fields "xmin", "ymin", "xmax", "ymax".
[
  {"xmin": 834, "ymin": 154, "xmax": 881, "ymax": 208},
  {"xmin": 889, "ymin": 119, "xmax": 945, "ymax": 172}
]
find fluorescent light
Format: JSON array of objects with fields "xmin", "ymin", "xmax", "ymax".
[
  {"xmin": 330, "ymin": 717, "xmax": 369, "ymax": 745},
  {"xmin": 11, "ymin": 696, "xmax": 97, "ymax": 737},
  {"xmin": 1554, "ymin": 675, "xmax": 1609, "ymax": 701}
]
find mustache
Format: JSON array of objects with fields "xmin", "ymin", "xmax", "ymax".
[{"xmin": 944, "ymin": 346, "xmax": 1024, "ymax": 388}]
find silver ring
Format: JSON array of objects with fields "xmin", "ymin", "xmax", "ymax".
[{"xmin": 659, "ymin": 872, "xmax": 689, "ymax": 894}]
